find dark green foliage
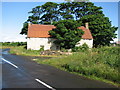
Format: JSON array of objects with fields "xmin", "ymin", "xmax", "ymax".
[
  {"xmin": 59, "ymin": 2, "xmax": 74, "ymax": 20},
  {"xmin": 72, "ymin": 43, "xmax": 89, "ymax": 52},
  {"xmin": 79, "ymin": 14, "xmax": 118, "ymax": 47},
  {"xmin": 40, "ymin": 2, "xmax": 59, "ymax": 24},
  {"xmin": 20, "ymin": 22, "xmax": 28, "ymax": 35},
  {"xmin": 39, "ymin": 46, "xmax": 44, "ymax": 52},
  {"xmin": 70, "ymin": 2, "xmax": 103, "ymax": 20},
  {"xmin": 21, "ymin": 2, "xmax": 118, "ymax": 47},
  {"xmin": 49, "ymin": 20, "xmax": 84, "ymax": 49},
  {"xmin": 28, "ymin": 2, "xmax": 59, "ymax": 24}
]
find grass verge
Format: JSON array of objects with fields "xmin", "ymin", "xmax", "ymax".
[
  {"xmin": 9, "ymin": 46, "xmax": 61, "ymax": 57},
  {"xmin": 35, "ymin": 46, "xmax": 120, "ymax": 87}
]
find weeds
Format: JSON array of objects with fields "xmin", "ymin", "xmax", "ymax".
[{"xmin": 38, "ymin": 46, "xmax": 120, "ymax": 86}]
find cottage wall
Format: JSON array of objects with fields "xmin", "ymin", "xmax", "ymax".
[
  {"xmin": 27, "ymin": 38, "xmax": 93, "ymax": 50},
  {"xmin": 27, "ymin": 38, "xmax": 57, "ymax": 50},
  {"xmin": 76, "ymin": 39, "xmax": 93, "ymax": 48}
]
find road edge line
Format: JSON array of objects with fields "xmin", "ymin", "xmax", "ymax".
[
  {"xmin": 1, "ymin": 58, "xmax": 18, "ymax": 69},
  {"xmin": 35, "ymin": 78, "xmax": 56, "ymax": 90}
]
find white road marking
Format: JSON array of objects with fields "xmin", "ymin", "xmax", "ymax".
[
  {"xmin": 35, "ymin": 78, "xmax": 56, "ymax": 90},
  {"xmin": 1, "ymin": 58, "xmax": 18, "ymax": 68},
  {"xmin": 1, "ymin": 56, "xmax": 54, "ymax": 89}
]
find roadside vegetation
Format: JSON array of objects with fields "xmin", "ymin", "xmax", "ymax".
[
  {"xmin": 10, "ymin": 46, "xmax": 40, "ymax": 56},
  {"xmin": 1, "ymin": 42, "xmax": 120, "ymax": 86},
  {"xmin": 36, "ymin": 46, "xmax": 120, "ymax": 87},
  {"xmin": 1, "ymin": 42, "xmax": 60, "ymax": 57}
]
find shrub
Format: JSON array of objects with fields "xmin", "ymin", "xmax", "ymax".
[
  {"xmin": 72, "ymin": 43, "xmax": 89, "ymax": 52},
  {"xmin": 39, "ymin": 46, "xmax": 44, "ymax": 52},
  {"xmin": 61, "ymin": 48, "xmax": 68, "ymax": 52}
]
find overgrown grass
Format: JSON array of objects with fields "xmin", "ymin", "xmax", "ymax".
[
  {"xmin": 9, "ymin": 46, "xmax": 60, "ymax": 57},
  {"xmin": 1, "ymin": 43, "xmax": 60, "ymax": 57},
  {"xmin": 36, "ymin": 46, "xmax": 120, "ymax": 87},
  {"xmin": 9, "ymin": 46, "xmax": 41, "ymax": 56}
]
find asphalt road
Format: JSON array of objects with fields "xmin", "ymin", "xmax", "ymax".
[{"xmin": 1, "ymin": 49, "xmax": 119, "ymax": 89}]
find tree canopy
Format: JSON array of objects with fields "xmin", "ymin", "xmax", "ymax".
[
  {"xmin": 20, "ymin": 22, "xmax": 28, "ymax": 35},
  {"xmin": 49, "ymin": 20, "xmax": 84, "ymax": 49},
  {"xmin": 21, "ymin": 2, "xmax": 118, "ymax": 47},
  {"xmin": 79, "ymin": 14, "xmax": 117, "ymax": 47}
]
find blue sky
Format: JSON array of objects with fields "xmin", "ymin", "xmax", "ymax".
[{"xmin": 1, "ymin": 2, "xmax": 119, "ymax": 42}]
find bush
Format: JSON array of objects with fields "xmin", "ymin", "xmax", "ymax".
[
  {"xmin": 39, "ymin": 46, "xmax": 44, "ymax": 52},
  {"xmin": 72, "ymin": 43, "xmax": 89, "ymax": 52},
  {"xmin": 61, "ymin": 48, "xmax": 68, "ymax": 52}
]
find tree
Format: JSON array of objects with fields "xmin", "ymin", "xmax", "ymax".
[
  {"xmin": 27, "ymin": 2, "xmax": 59, "ymax": 24},
  {"xmin": 71, "ymin": 2, "xmax": 103, "ymax": 20},
  {"xmin": 60, "ymin": 2, "xmax": 117, "ymax": 47},
  {"xmin": 59, "ymin": 2, "xmax": 74, "ymax": 20},
  {"xmin": 40, "ymin": 2, "xmax": 59, "ymax": 24},
  {"xmin": 79, "ymin": 14, "xmax": 117, "ymax": 47},
  {"xmin": 21, "ymin": 2, "xmax": 103, "ymax": 34},
  {"xmin": 49, "ymin": 20, "xmax": 84, "ymax": 49},
  {"xmin": 20, "ymin": 22, "xmax": 28, "ymax": 35},
  {"xmin": 21, "ymin": 2, "xmax": 117, "ymax": 47}
]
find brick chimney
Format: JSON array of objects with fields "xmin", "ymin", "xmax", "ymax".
[{"xmin": 85, "ymin": 22, "xmax": 89, "ymax": 29}]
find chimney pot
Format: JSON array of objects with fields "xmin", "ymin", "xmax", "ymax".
[
  {"xmin": 85, "ymin": 22, "xmax": 89, "ymax": 29},
  {"xmin": 28, "ymin": 23, "xmax": 32, "ymax": 27}
]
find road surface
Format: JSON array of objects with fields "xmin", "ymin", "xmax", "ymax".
[{"xmin": 1, "ymin": 49, "xmax": 119, "ymax": 89}]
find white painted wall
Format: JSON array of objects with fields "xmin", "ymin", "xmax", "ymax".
[
  {"xmin": 27, "ymin": 38, "xmax": 56, "ymax": 50},
  {"xmin": 27, "ymin": 38, "xmax": 93, "ymax": 50},
  {"xmin": 76, "ymin": 39, "xmax": 93, "ymax": 48}
]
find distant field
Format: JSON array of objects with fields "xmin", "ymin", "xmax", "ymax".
[{"xmin": 0, "ymin": 42, "xmax": 26, "ymax": 49}]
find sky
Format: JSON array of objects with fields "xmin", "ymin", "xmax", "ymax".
[{"xmin": 0, "ymin": 1, "xmax": 119, "ymax": 42}]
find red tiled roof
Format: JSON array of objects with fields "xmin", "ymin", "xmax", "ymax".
[
  {"xmin": 27, "ymin": 24, "xmax": 56, "ymax": 38},
  {"xmin": 78, "ymin": 26, "xmax": 93, "ymax": 39},
  {"xmin": 27, "ymin": 24, "xmax": 93, "ymax": 39}
]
